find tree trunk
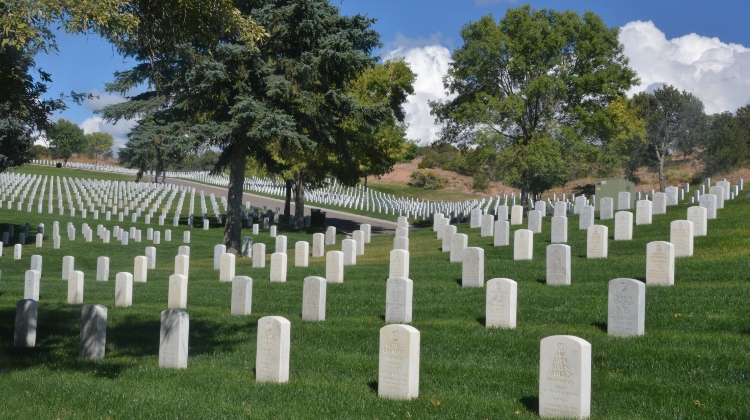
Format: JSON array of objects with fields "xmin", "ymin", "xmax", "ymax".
[
  {"xmin": 364, "ymin": 175, "xmax": 368, "ymax": 204},
  {"xmin": 658, "ymin": 158, "xmax": 665, "ymax": 192},
  {"xmin": 293, "ymin": 172, "xmax": 306, "ymax": 230},
  {"xmin": 223, "ymin": 142, "xmax": 247, "ymax": 254},
  {"xmin": 284, "ymin": 179, "xmax": 292, "ymax": 220}
]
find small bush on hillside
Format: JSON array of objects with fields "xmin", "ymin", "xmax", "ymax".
[
  {"xmin": 409, "ymin": 169, "xmax": 447, "ymax": 190},
  {"xmin": 418, "ymin": 143, "xmax": 460, "ymax": 169}
]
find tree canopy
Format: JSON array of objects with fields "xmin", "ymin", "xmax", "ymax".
[
  {"xmin": 85, "ymin": 131, "xmax": 114, "ymax": 164},
  {"xmin": 47, "ymin": 118, "xmax": 86, "ymax": 166},
  {"xmin": 633, "ymin": 85, "xmax": 707, "ymax": 191},
  {"xmin": 431, "ymin": 5, "xmax": 638, "ymax": 204}
]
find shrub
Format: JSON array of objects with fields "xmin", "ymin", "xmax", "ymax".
[{"xmin": 409, "ymin": 169, "xmax": 447, "ymax": 190}]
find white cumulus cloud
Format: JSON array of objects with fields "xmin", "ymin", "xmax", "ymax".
[
  {"xmin": 385, "ymin": 42, "xmax": 454, "ymax": 145},
  {"xmin": 620, "ymin": 20, "xmax": 750, "ymax": 114},
  {"xmin": 80, "ymin": 116, "xmax": 137, "ymax": 154}
]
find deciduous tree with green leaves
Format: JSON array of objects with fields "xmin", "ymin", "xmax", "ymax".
[
  {"xmin": 84, "ymin": 131, "xmax": 114, "ymax": 165},
  {"xmin": 430, "ymin": 5, "xmax": 637, "ymax": 206},
  {"xmin": 47, "ymin": 118, "xmax": 86, "ymax": 166},
  {"xmin": 633, "ymin": 85, "xmax": 707, "ymax": 191}
]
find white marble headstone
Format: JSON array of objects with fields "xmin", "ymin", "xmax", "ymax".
[
  {"xmin": 608, "ymin": 278, "xmax": 645, "ymax": 337},
  {"xmin": 461, "ymin": 247, "xmax": 484, "ymax": 288},
  {"xmin": 485, "ymin": 278, "xmax": 517, "ymax": 329},
  {"xmin": 514, "ymin": 229, "xmax": 533, "ymax": 260},
  {"xmin": 325, "ymin": 251, "xmax": 344, "ymax": 283},
  {"xmin": 159, "ymin": 309, "xmax": 189, "ymax": 369},
  {"xmin": 586, "ymin": 225, "xmax": 608, "ymax": 259},
  {"xmin": 256, "ymin": 316, "xmax": 291, "ymax": 383},
  {"xmin": 614, "ymin": 211, "xmax": 633, "ymax": 241},
  {"xmin": 231, "ymin": 276, "xmax": 253, "ymax": 315},
  {"xmin": 302, "ymin": 276, "xmax": 326, "ymax": 321},
  {"xmin": 494, "ymin": 220, "xmax": 510, "ymax": 246},
  {"xmin": 646, "ymin": 241, "xmax": 675, "ymax": 286},
  {"xmin": 378, "ymin": 324, "xmax": 420, "ymax": 400},
  {"xmin": 546, "ymin": 244, "xmax": 571, "ymax": 286},
  {"xmin": 270, "ymin": 252, "xmax": 287, "ymax": 283},
  {"xmin": 539, "ymin": 335, "xmax": 591, "ymax": 418}
]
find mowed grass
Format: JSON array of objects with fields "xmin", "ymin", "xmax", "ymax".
[{"xmin": 0, "ymin": 171, "xmax": 749, "ymax": 418}]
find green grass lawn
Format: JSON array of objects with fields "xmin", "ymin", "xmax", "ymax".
[{"xmin": 1, "ymin": 168, "xmax": 749, "ymax": 418}]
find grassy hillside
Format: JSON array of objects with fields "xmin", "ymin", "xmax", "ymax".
[{"xmin": 0, "ymin": 169, "xmax": 748, "ymax": 418}]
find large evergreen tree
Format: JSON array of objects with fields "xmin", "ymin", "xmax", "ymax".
[{"xmin": 103, "ymin": 0, "xmax": 384, "ymax": 252}]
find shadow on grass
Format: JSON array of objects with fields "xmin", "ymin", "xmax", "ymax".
[
  {"xmin": 476, "ymin": 317, "xmax": 486, "ymax": 327},
  {"xmin": 0, "ymin": 306, "xmax": 256, "ymax": 375},
  {"xmin": 536, "ymin": 278, "xmax": 546, "ymax": 285},
  {"xmin": 739, "ymin": 328, "xmax": 750, "ymax": 335},
  {"xmin": 367, "ymin": 381, "xmax": 378, "ymax": 394},
  {"xmin": 591, "ymin": 322, "xmax": 607, "ymax": 333},
  {"xmin": 519, "ymin": 396, "xmax": 539, "ymax": 415},
  {"xmin": 454, "ymin": 278, "xmax": 462, "ymax": 287}
]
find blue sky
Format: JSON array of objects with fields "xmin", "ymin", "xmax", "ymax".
[{"xmin": 36, "ymin": 0, "xmax": 750, "ymax": 151}]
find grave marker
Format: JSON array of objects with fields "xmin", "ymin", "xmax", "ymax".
[
  {"xmin": 699, "ymin": 194, "xmax": 717, "ymax": 219},
  {"xmin": 546, "ymin": 244, "xmax": 571, "ymax": 285},
  {"xmin": 342, "ymin": 238, "xmax": 357, "ymax": 266},
  {"xmin": 68, "ymin": 270, "xmax": 84, "ymax": 304},
  {"xmin": 219, "ymin": 253, "xmax": 236, "ymax": 282},
  {"xmin": 652, "ymin": 192, "xmax": 667, "ymax": 215},
  {"xmin": 462, "ymin": 247, "xmax": 484, "ymax": 288},
  {"xmin": 441, "ymin": 225, "xmax": 457, "ymax": 252},
  {"xmin": 385, "ymin": 277, "xmax": 413, "ymax": 323},
  {"xmin": 485, "ymin": 278, "xmax": 517, "ymax": 329},
  {"xmin": 646, "ymin": 241, "xmax": 675, "ymax": 286},
  {"xmin": 256, "ymin": 316, "xmax": 291, "ymax": 383},
  {"xmin": 24, "ymin": 270, "xmax": 40, "ymax": 300},
  {"xmin": 394, "ymin": 236, "xmax": 409, "ymax": 251},
  {"xmin": 312, "ymin": 233, "xmax": 325, "ymax": 257},
  {"xmin": 275, "ymin": 235, "xmax": 287, "ymax": 254},
  {"xmin": 481, "ymin": 214, "xmax": 494, "ymax": 237},
  {"xmin": 134, "ymin": 256, "xmax": 148, "ymax": 282},
  {"xmin": 96, "ymin": 256, "xmax": 110, "ymax": 281},
  {"xmin": 578, "ymin": 205, "xmax": 594, "ymax": 230},
  {"xmin": 514, "ymin": 229, "xmax": 533, "ymax": 260},
  {"xmin": 389, "ymin": 249, "xmax": 410, "ymax": 279},
  {"xmin": 270, "ymin": 252, "xmax": 287, "ymax": 282},
  {"xmin": 539, "ymin": 335, "xmax": 591, "ymax": 419},
  {"xmin": 168, "ymin": 274, "xmax": 188, "ymax": 309},
  {"xmin": 252, "ymin": 243, "xmax": 266, "ymax": 268},
  {"xmin": 670, "ymin": 220, "xmax": 694, "ymax": 257},
  {"xmin": 510, "ymin": 205, "xmax": 523, "ymax": 225},
  {"xmin": 687, "ymin": 206, "xmax": 707, "ymax": 236},
  {"xmin": 325, "ymin": 251, "xmax": 344, "ymax": 283},
  {"xmin": 614, "ymin": 211, "xmax": 633, "ymax": 241},
  {"xmin": 159, "ymin": 309, "xmax": 189, "ymax": 369},
  {"xmin": 494, "ymin": 220, "xmax": 510, "ymax": 246},
  {"xmin": 617, "ymin": 191, "xmax": 631, "ymax": 210},
  {"xmin": 79, "ymin": 304, "xmax": 107, "ymax": 360},
  {"xmin": 586, "ymin": 225, "xmax": 608, "ymax": 259},
  {"xmin": 608, "ymin": 278, "xmax": 645, "ymax": 337},
  {"xmin": 213, "ymin": 244, "xmax": 226, "ymax": 270},
  {"xmin": 378, "ymin": 324, "xmax": 420, "ymax": 400},
  {"xmin": 528, "ymin": 210, "xmax": 542, "ymax": 234},
  {"xmin": 295, "ymin": 241, "xmax": 309, "ymax": 267},
  {"xmin": 14, "ymin": 299, "xmax": 38, "ymax": 347},
  {"xmin": 450, "ymin": 233, "xmax": 468, "ymax": 263},
  {"xmin": 231, "ymin": 276, "xmax": 253, "ymax": 315},
  {"xmin": 635, "ymin": 200, "xmax": 652, "ymax": 225},
  {"xmin": 115, "ymin": 272, "xmax": 133, "ymax": 307},
  {"xmin": 325, "ymin": 226, "xmax": 336, "ymax": 245},
  {"xmin": 551, "ymin": 216, "xmax": 568, "ymax": 244},
  {"xmin": 302, "ymin": 276, "xmax": 326, "ymax": 321}
]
